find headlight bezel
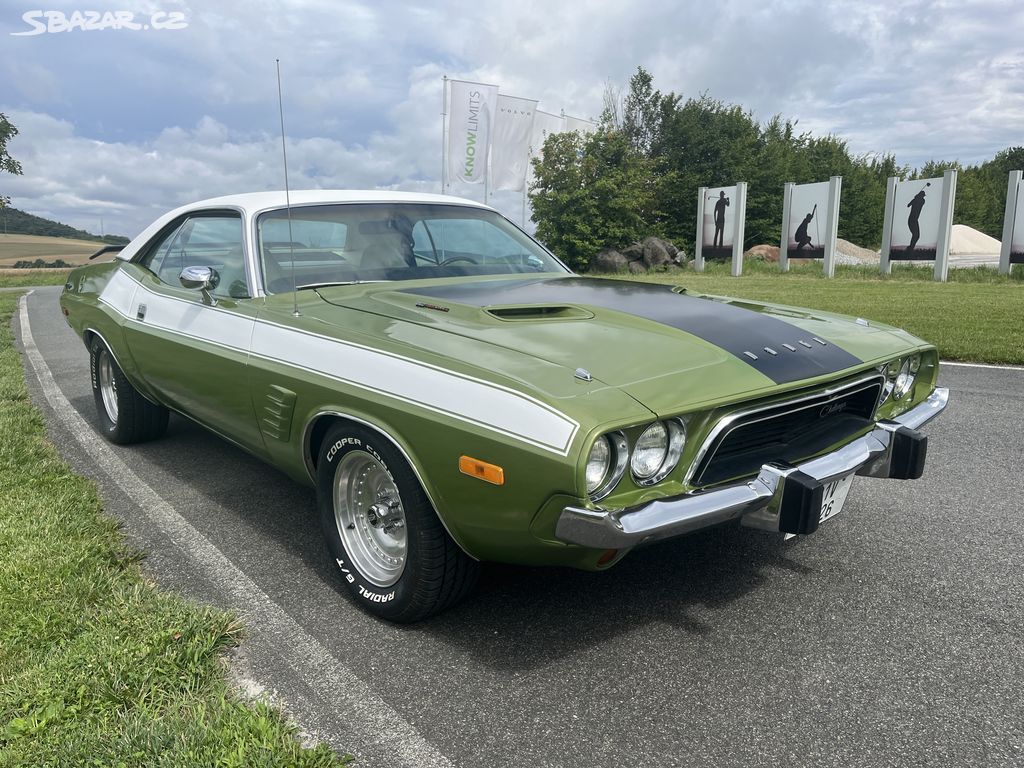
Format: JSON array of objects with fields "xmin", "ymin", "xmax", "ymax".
[
  {"xmin": 879, "ymin": 353, "xmax": 922, "ymax": 406},
  {"xmin": 631, "ymin": 419, "xmax": 687, "ymax": 486},
  {"xmin": 585, "ymin": 431, "xmax": 628, "ymax": 501},
  {"xmin": 892, "ymin": 358, "xmax": 917, "ymax": 399}
]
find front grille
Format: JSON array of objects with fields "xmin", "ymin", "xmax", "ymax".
[{"xmin": 692, "ymin": 375, "xmax": 883, "ymax": 486}]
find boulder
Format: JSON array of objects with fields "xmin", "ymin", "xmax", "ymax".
[
  {"xmin": 745, "ymin": 244, "xmax": 779, "ymax": 262},
  {"xmin": 627, "ymin": 260, "xmax": 647, "ymax": 274},
  {"xmin": 590, "ymin": 248, "xmax": 629, "ymax": 273},
  {"xmin": 621, "ymin": 242, "xmax": 645, "ymax": 262},
  {"xmin": 641, "ymin": 236, "xmax": 672, "ymax": 269}
]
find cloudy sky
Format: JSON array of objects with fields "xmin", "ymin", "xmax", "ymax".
[{"xmin": 1, "ymin": 0, "xmax": 1022, "ymax": 237}]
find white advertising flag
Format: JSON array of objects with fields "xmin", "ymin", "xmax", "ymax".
[
  {"xmin": 491, "ymin": 95, "xmax": 538, "ymax": 192},
  {"xmin": 565, "ymin": 115, "xmax": 597, "ymax": 135},
  {"xmin": 447, "ymin": 79, "xmax": 499, "ymax": 185},
  {"xmin": 529, "ymin": 110, "xmax": 566, "ymax": 157}
]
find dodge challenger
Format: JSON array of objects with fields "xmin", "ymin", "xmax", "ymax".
[{"xmin": 60, "ymin": 191, "xmax": 949, "ymax": 621}]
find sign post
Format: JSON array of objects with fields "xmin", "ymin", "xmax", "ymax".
[
  {"xmin": 933, "ymin": 168, "xmax": 957, "ymax": 282},
  {"xmin": 779, "ymin": 182, "xmax": 793, "ymax": 273},
  {"xmin": 694, "ymin": 186, "xmax": 707, "ymax": 273},
  {"xmin": 879, "ymin": 176, "xmax": 898, "ymax": 275},
  {"xmin": 999, "ymin": 170, "xmax": 1023, "ymax": 275},
  {"xmin": 731, "ymin": 182, "xmax": 747, "ymax": 277},
  {"xmin": 823, "ymin": 176, "xmax": 843, "ymax": 278}
]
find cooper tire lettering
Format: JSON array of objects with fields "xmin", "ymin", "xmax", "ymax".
[{"xmin": 315, "ymin": 422, "xmax": 478, "ymax": 622}]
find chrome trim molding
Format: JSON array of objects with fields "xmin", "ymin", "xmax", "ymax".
[
  {"xmin": 683, "ymin": 373, "xmax": 884, "ymax": 486},
  {"xmin": 555, "ymin": 387, "xmax": 949, "ymax": 550}
]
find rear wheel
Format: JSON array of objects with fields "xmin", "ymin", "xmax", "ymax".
[
  {"xmin": 89, "ymin": 337, "xmax": 169, "ymax": 444},
  {"xmin": 316, "ymin": 423, "xmax": 478, "ymax": 621}
]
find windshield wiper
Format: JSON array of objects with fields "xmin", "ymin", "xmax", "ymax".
[{"xmin": 296, "ymin": 280, "xmax": 385, "ymax": 290}]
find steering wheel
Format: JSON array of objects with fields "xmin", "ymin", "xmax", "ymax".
[{"xmin": 439, "ymin": 256, "xmax": 479, "ymax": 266}]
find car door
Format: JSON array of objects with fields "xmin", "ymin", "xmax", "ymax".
[{"xmin": 120, "ymin": 210, "xmax": 265, "ymax": 453}]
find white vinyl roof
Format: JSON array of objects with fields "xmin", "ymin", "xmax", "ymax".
[{"xmin": 116, "ymin": 190, "xmax": 492, "ymax": 261}]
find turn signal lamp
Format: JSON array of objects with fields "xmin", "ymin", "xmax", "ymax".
[{"xmin": 459, "ymin": 455, "xmax": 505, "ymax": 485}]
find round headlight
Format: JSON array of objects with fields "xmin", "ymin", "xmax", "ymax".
[
  {"xmin": 631, "ymin": 422, "xmax": 669, "ymax": 479},
  {"xmin": 878, "ymin": 359, "xmax": 901, "ymax": 406},
  {"xmin": 585, "ymin": 432, "xmax": 628, "ymax": 500},
  {"xmin": 585, "ymin": 436, "xmax": 612, "ymax": 494},
  {"xmin": 893, "ymin": 358, "xmax": 915, "ymax": 399},
  {"xmin": 632, "ymin": 420, "xmax": 686, "ymax": 485}
]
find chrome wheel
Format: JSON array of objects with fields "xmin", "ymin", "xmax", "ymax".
[
  {"xmin": 333, "ymin": 450, "xmax": 407, "ymax": 587},
  {"xmin": 97, "ymin": 350, "xmax": 119, "ymax": 423}
]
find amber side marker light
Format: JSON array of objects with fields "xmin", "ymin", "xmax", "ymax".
[
  {"xmin": 597, "ymin": 549, "xmax": 619, "ymax": 566},
  {"xmin": 459, "ymin": 455, "xmax": 505, "ymax": 485}
]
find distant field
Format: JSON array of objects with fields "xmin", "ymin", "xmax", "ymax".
[{"xmin": 0, "ymin": 233, "xmax": 103, "ymax": 266}]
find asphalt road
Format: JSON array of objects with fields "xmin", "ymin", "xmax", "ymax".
[{"xmin": 16, "ymin": 286, "xmax": 1024, "ymax": 767}]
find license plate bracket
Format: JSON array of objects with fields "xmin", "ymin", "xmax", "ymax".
[{"xmin": 778, "ymin": 469, "xmax": 856, "ymax": 536}]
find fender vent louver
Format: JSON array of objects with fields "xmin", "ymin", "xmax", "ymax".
[{"xmin": 261, "ymin": 385, "xmax": 297, "ymax": 442}]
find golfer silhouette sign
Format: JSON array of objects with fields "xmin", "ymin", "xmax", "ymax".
[
  {"xmin": 889, "ymin": 178, "xmax": 942, "ymax": 261},
  {"xmin": 784, "ymin": 180, "xmax": 831, "ymax": 261},
  {"xmin": 700, "ymin": 184, "xmax": 738, "ymax": 260}
]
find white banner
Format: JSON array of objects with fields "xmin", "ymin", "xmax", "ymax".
[
  {"xmin": 490, "ymin": 95, "xmax": 538, "ymax": 192},
  {"xmin": 447, "ymin": 79, "xmax": 499, "ymax": 185},
  {"xmin": 529, "ymin": 110, "xmax": 565, "ymax": 157},
  {"xmin": 565, "ymin": 115, "xmax": 597, "ymax": 135}
]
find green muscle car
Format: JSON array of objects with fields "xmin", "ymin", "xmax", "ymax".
[{"xmin": 60, "ymin": 191, "xmax": 949, "ymax": 621}]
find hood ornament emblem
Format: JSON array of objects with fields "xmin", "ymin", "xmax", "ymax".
[{"xmin": 574, "ymin": 368, "xmax": 593, "ymax": 382}]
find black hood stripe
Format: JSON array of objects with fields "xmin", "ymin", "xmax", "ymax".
[{"xmin": 404, "ymin": 278, "xmax": 863, "ymax": 384}]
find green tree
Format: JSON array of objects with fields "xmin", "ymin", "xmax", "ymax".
[
  {"xmin": 621, "ymin": 67, "xmax": 664, "ymax": 155},
  {"xmin": 529, "ymin": 66, "xmax": 1022, "ymax": 264},
  {"xmin": 1, "ymin": 113, "xmax": 24, "ymax": 210},
  {"xmin": 529, "ymin": 129, "xmax": 657, "ymax": 270}
]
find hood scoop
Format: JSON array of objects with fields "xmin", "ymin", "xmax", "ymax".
[{"xmin": 485, "ymin": 305, "xmax": 594, "ymax": 322}]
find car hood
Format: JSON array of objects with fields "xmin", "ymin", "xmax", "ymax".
[{"xmin": 312, "ymin": 276, "xmax": 925, "ymax": 416}]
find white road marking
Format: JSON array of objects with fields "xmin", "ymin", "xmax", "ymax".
[
  {"xmin": 17, "ymin": 292, "xmax": 454, "ymax": 768},
  {"xmin": 940, "ymin": 360, "xmax": 1024, "ymax": 372}
]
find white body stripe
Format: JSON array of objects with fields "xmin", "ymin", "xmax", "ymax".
[
  {"xmin": 97, "ymin": 269, "xmax": 579, "ymax": 456},
  {"xmin": 140, "ymin": 284, "xmax": 255, "ymax": 352},
  {"xmin": 98, "ymin": 268, "xmax": 138, "ymax": 317}
]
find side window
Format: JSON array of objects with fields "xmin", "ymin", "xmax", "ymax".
[
  {"xmin": 137, "ymin": 213, "xmax": 247, "ymax": 298},
  {"xmin": 137, "ymin": 220, "xmax": 184, "ymax": 276},
  {"xmin": 181, "ymin": 217, "xmax": 247, "ymax": 298}
]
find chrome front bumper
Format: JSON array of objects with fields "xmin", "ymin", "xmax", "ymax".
[{"xmin": 555, "ymin": 387, "xmax": 949, "ymax": 549}]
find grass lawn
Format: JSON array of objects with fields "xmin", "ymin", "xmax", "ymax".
[
  {"xmin": 626, "ymin": 261, "xmax": 1024, "ymax": 365},
  {"xmin": 0, "ymin": 270, "xmax": 72, "ymax": 289},
  {"xmin": 0, "ymin": 293, "xmax": 349, "ymax": 766}
]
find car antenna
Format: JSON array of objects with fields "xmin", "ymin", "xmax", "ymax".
[{"xmin": 275, "ymin": 58, "xmax": 299, "ymax": 317}]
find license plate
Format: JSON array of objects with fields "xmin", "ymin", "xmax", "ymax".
[{"xmin": 819, "ymin": 472, "xmax": 855, "ymax": 524}]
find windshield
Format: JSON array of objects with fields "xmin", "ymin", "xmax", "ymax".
[{"xmin": 257, "ymin": 203, "xmax": 568, "ymax": 293}]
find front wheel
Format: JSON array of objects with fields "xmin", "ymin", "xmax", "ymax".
[
  {"xmin": 89, "ymin": 337, "xmax": 169, "ymax": 444},
  {"xmin": 316, "ymin": 423, "xmax": 478, "ymax": 622}
]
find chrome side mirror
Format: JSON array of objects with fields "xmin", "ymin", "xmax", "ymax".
[{"xmin": 179, "ymin": 266, "xmax": 220, "ymax": 304}]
